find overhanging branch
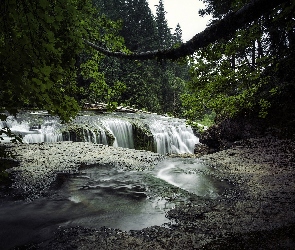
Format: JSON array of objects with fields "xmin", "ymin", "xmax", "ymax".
[{"xmin": 85, "ymin": 0, "xmax": 289, "ymax": 60}]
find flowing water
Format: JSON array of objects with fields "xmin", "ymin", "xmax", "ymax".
[
  {"xmin": 102, "ymin": 118, "xmax": 134, "ymax": 148},
  {"xmin": 1, "ymin": 111, "xmax": 198, "ymax": 154},
  {"xmin": 0, "ymin": 158, "xmax": 230, "ymax": 249},
  {"xmin": 0, "ymin": 111, "xmax": 214, "ymax": 248},
  {"xmin": 147, "ymin": 115, "xmax": 198, "ymax": 154}
]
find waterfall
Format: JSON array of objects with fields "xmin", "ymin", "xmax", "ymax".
[
  {"xmin": 148, "ymin": 116, "xmax": 198, "ymax": 154},
  {"xmin": 1, "ymin": 112, "xmax": 198, "ymax": 154},
  {"xmin": 102, "ymin": 118, "xmax": 134, "ymax": 149},
  {"xmin": 81, "ymin": 127, "xmax": 107, "ymax": 144},
  {"xmin": 23, "ymin": 120, "xmax": 63, "ymax": 143},
  {"xmin": 1, "ymin": 114, "xmax": 63, "ymax": 143},
  {"xmin": 68, "ymin": 115, "xmax": 134, "ymax": 148}
]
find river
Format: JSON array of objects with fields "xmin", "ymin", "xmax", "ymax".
[{"xmin": 0, "ymin": 111, "xmax": 230, "ymax": 249}]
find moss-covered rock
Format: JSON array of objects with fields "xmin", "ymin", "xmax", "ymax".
[
  {"xmin": 59, "ymin": 115, "xmax": 156, "ymax": 151},
  {"xmin": 130, "ymin": 120, "xmax": 155, "ymax": 152},
  {"xmin": 61, "ymin": 124, "xmax": 115, "ymax": 145},
  {"xmin": 103, "ymin": 128, "xmax": 115, "ymax": 145}
]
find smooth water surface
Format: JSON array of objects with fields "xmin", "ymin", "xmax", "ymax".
[{"xmin": 0, "ymin": 158, "xmax": 229, "ymax": 249}]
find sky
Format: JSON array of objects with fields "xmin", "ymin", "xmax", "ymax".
[{"xmin": 147, "ymin": 0, "xmax": 212, "ymax": 42}]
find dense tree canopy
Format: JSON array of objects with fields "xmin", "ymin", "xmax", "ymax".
[
  {"xmin": 90, "ymin": 0, "xmax": 188, "ymax": 114},
  {"xmin": 0, "ymin": 0, "xmax": 126, "ymax": 122},
  {"xmin": 1, "ymin": 0, "xmax": 294, "ymax": 143},
  {"xmin": 182, "ymin": 0, "xmax": 295, "ymax": 124},
  {"xmin": 86, "ymin": 0, "xmax": 290, "ymax": 60}
]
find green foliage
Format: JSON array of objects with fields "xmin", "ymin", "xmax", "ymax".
[
  {"xmin": 92, "ymin": 0, "xmax": 189, "ymax": 115},
  {"xmin": 0, "ymin": 0, "xmax": 128, "ymax": 142},
  {"xmin": 0, "ymin": 126, "xmax": 22, "ymax": 144},
  {"xmin": 199, "ymin": 112, "xmax": 216, "ymax": 127},
  {"xmin": 183, "ymin": 0, "xmax": 295, "ymax": 124},
  {"xmin": 182, "ymin": 43, "xmax": 270, "ymax": 120},
  {"xmin": 0, "ymin": 0, "xmax": 93, "ymax": 121}
]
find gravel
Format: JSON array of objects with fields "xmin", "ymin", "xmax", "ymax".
[
  {"xmin": 2, "ymin": 136, "xmax": 295, "ymax": 249},
  {"xmin": 4, "ymin": 142, "xmax": 165, "ymax": 200}
]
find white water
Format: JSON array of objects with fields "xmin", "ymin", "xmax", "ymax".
[
  {"xmin": 1, "ymin": 112, "xmax": 198, "ymax": 154},
  {"xmin": 148, "ymin": 116, "xmax": 199, "ymax": 154},
  {"xmin": 156, "ymin": 158, "xmax": 220, "ymax": 198},
  {"xmin": 23, "ymin": 120, "xmax": 63, "ymax": 143},
  {"xmin": 102, "ymin": 118, "xmax": 134, "ymax": 149},
  {"xmin": 64, "ymin": 116, "xmax": 108, "ymax": 145},
  {"xmin": 1, "ymin": 115, "xmax": 63, "ymax": 143}
]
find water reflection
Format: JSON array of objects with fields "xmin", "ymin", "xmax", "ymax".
[
  {"xmin": 0, "ymin": 158, "xmax": 230, "ymax": 249},
  {"xmin": 52, "ymin": 165, "xmax": 170, "ymax": 232},
  {"xmin": 155, "ymin": 158, "xmax": 226, "ymax": 198}
]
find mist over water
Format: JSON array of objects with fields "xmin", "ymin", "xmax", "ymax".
[{"xmin": 0, "ymin": 158, "xmax": 230, "ymax": 249}]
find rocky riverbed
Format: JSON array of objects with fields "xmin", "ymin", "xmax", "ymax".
[
  {"xmin": 1, "ymin": 142, "xmax": 165, "ymax": 200},
  {"xmin": 1, "ymin": 136, "xmax": 295, "ymax": 249}
]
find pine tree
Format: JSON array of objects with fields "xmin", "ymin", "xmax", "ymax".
[
  {"xmin": 182, "ymin": 0, "xmax": 295, "ymax": 123},
  {"xmin": 92, "ymin": 0, "xmax": 189, "ymax": 115},
  {"xmin": 155, "ymin": 0, "xmax": 172, "ymax": 49},
  {"xmin": 173, "ymin": 23, "xmax": 183, "ymax": 44}
]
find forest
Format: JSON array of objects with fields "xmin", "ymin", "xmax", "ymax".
[
  {"xmin": 1, "ymin": 1, "xmax": 295, "ymax": 248},
  {"xmin": 1, "ymin": 0, "xmax": 295, "ymax": 139}
]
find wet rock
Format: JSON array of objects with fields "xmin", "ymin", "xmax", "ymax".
[
  {"xmin": 4, "ymin": 142, "xmax": 165, "ymax": 200},
  {"xmin": 3, "ymin": 136, "xmax": 295, "ymax": 249},
  {"xmin": 200, "ymin": 115, "xmax": 266, "ymax": 150}
]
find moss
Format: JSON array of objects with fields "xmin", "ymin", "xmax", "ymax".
[
  {"xmin": 103, "ymin": 128, "xmax": 115, "ymax": 145},
  {"xmin": 131, "ymin": 120, "xmax": 155, "ymax": 152},
  {"xmin": 61, "ymin": 124, "xmax": 115, "ymax": 145},
  {"xmin": 60, "ymin": 117, "xmax": 156, "ymax": 150}
]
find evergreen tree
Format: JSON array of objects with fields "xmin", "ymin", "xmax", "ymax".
[
  {"xmin": 92, "ymin": 0, "xmax": 162, "ymax": 111},
  {"xmin": 91, "ymin": 0, "xmax": 189, "ymax": 115},
  {"xmin": 182, "ymin": 0, "xmax": 295, "ymax": 126},
  {"xmin": 155, "ymin": 0, "xmax": 172, "ymax": 49},
  {"xmin": 173, "ymin": 23, "xmax": 183, "ymax": 44}
]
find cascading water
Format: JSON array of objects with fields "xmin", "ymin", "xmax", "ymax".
[
  {"xmin": 148, "ymin": 115, "xmax": 199, "ymax": 154},
  {"xmin": 23, "ymin": 120, "xmax": 63, "ymax": 143},
  {"xmin": 102, "ymin": 118, "xmax": 134, "ymax": 149},
  {"xmin": 65, "ymin": 115, "xmax": 109, "ymax": 145},
  {"xmin": 2, "ymin": 113, "xmax": 63, "ymax": 143},
  {"xmin": 1, "ymin": 111, "xmax": 198, "ymax": 154}
]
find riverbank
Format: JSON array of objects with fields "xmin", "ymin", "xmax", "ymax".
[
  {"xmin": 1, "ymin": 142, "xmax": 164, "ymax": 200},
  {"xmin": 1, "ymin": 136, "xmax": 295, "ymax": 249}
]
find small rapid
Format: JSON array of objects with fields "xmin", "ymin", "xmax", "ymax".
[
  {"xmin": 102, "ymin": 118, "xmax": 134, "ymax": 148},
  {"xmin": 1, "ymin": 111, "xmax": 198, "ymax": 154},
  {"xmin": 148, "ymin": 115, "xmax": 198, "ymax": 154}
]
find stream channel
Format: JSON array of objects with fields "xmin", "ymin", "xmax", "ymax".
[
  {"xmin": 0, "ymin": 111, "xmax": 230, "ymax": 248},
  {"xmin": 0, "ymin": 158, "xmax": 230, "ymax": 249}
]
